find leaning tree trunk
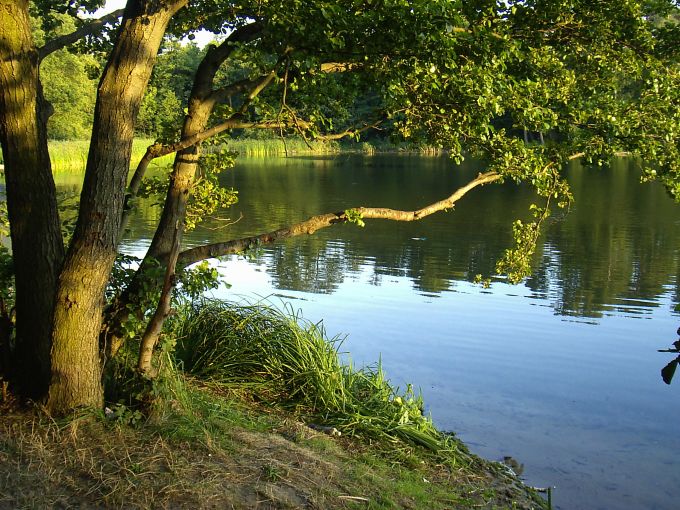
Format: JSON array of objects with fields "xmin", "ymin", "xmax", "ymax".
[
  {"xmin": 0, "ymin": 1, "xmax": 65, "ymax": 399},
  {"xmin": 103, "ymin": 99, "xmax": 214, "ymax": 359},
  {"xmin": 103, "ymin": 31, "xmax": 261, "ymax": 357},
  {"xmin": 47, "ymin": 0, "xmax": 186, "ymax": 414}
]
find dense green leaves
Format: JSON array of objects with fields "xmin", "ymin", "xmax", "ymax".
[{"xmin": 28, "ymin": 0, "xmax": 680, "ymax": 283}]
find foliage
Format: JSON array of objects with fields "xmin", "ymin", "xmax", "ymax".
[
  {"xmin": 171, "ymin": 300, "xmax": 471, "ymax": 459},
  {"xmin": 40, "ymin": 48, "xmax": 98, "ymax": 140},
  {"xmin": 30, "ymin": 1, "xmax": 106, "ymax": 29},
  {"xmin": 659, "ymin": 326, "xmax": 680, "ymax": 384},
  {"xmin": 137, "ymin": 86, "xmax": 183, "ymax": 141},
  {"xmin": 137, "ymin": 40, "xmax": 207, "ymax": 140},
  {"xmin": 344, "ymin": 208, "xmax": 365, "ymax": 228},
  {"xmin": 30, "ymin": 12, "xmax": 100, "ymax": 140},
  {"xmin": 105, "ymin": 254, "xmax": 223, "ymax": 343},
  {"xmin": 496, "ymin": 203, "xmax": 553, "ymax": 283},
  {"xmin": 0, "ymin": 202, "xmax": 14, "ymax": 309},
  {"xmin": 137, "ymin": 142, "xmax": 239, "ymax": 231}
]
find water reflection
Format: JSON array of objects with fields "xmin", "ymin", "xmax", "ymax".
[
  {"xmin": 55, "ymin": 154, "xmax": 679, "ymax": 316},
  {"xmin": 147, "ymin": 154, "xmax": 680, "ymax": 319},
  {"xmin": 526, "ymin": 160, "xmax": 680, "ymax": 318}
]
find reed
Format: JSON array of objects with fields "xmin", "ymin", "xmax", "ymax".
[
  {"xmin": 225, "ymin": 137, "xmax": 339, "ymax": 156},
  {"xmin": 170, "ymin": 299, "xmax": 470, "ymax": 462},
  {"xmin": 0, "ymin": 138, "xmax": 439, "ymax": 170},
  {"xmin": 44, "ymin": 138, "xmax": 336, "ymax": 173},
  {"xmin": 48, "ymin": 139, "xmax": 175, "ymax": 173}
]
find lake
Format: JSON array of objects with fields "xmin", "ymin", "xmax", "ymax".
[{"xmin": 67, "ymin": 153, "xmax": 680, "ymax": 509}]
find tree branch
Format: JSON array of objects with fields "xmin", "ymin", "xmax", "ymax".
[
  {"xmin": 313, "ymin": 119, "xmax": 383, "ymax": 141},
  {"xmin": 124, "ymin": 72, "xmax": 278, "ymax": 202},
  {"xmin": 567, "ymin": 151, "xmax": 632, "ymax": 161},
  {"xmin": 137, "ymin": 220, "xmax": 181, "ymax": 376},
  {"xmin": 319, "ymin": 62, "xmax": 360, "ymax": 73},
  {"xmin": 191, "ymin": 22, "xmax": 263, "ymax": 98},
  {"xmin": 177, "ymin": 170, "xmax": 501, "ymax": 267},
  {"xmin": 38, "ymin": 9, "xmax": 125, "ymax": 60}
]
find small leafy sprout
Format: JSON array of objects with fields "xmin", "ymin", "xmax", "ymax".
[
  {"xmin": 262, "ymin": 463, "xmax": 285, "ymax": 482},
  {"xmin": 344, "ymin": 208, "xmax": 365, "ymax": 227},
  {"xmin": 473, "ymin": 274, "xmax": 491, "ymax": 289},
  {"xmin": 104, "ymin": 403, "xmax": 145, "ymax": 427}
]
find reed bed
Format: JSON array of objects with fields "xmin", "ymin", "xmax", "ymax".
[
  {"xmin": 225, "ymin": 137, "xmax": 339, "ymax": 156},
  {"xmin": 44, "ymin": 138, "xmax": 335, "ymax": 173},
  {"xmin": 0, "ymin": 138, "xmax": 437, "ymax": 171},
  {"xmin": 48, "ymin": 139, "xmax": 175, "ymax": 173},
  {"xmin": 170, "ymin": 300, "xmax": 470, "ymax": 461}
]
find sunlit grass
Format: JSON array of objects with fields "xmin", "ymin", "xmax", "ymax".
[
  {"xmin": 48, "ymin": 139, "xmax": 175, "ymax": 173},
  {"xmin": 44, "ymin": 138, "xmax": 336, "ymax": 173},
  {"xmin": 169, "ymin": 299, "xmax": 472, "ymax": 463},
  {"xmin": 225, "ymin": 137, "xmax": 339, "ymax": 156},
  {"xmin": 0, "ymin": 138, "xmax": 437, "ymax": 174}
]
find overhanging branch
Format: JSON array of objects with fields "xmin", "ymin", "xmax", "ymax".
[
  {"xmin": 177, "ymin": 170, "xmax": 501, "ymax": 267},
  {"xmin": 38, "ymin": 9, "xmax": 125, "ymax": 60},
  {"xmin": 126, "ymin": 114, "xmax": 381, "ymax": 202}
]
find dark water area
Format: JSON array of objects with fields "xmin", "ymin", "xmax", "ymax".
[{"xmin": 61, "ymin": 154, "xmax": 680, "ymax": 510}]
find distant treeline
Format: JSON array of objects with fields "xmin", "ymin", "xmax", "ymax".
[{"xmin": 37, "ymin": 15, "xmax": 391, "ymax": 147}]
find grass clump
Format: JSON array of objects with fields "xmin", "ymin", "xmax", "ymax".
[{"xmin": 170, "ymin": 299, "xmax": 471, "ymax": 464}]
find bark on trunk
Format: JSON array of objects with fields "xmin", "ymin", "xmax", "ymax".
[
  {"xmin": 0, "ymin": 1, "xmax": 64, "ymax": 398},
  {"xmin": 105, "ymin": 101, "xmax": 213, "ymax": 359},
  {"xmin": 103, "ymin": 31, "xmax": 263, "ymax": 357},
  {"xmin": 47, "ymin": 0, "xmax": 186, "ymax": 414}
]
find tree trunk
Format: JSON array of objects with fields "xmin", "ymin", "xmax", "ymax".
[
  {"xmin": 104, "ymin": 101, "xmax": 213, "ymax": 359},
  {"xmin": 103, "ymin": 28, "xmax": 265, "ymax": 358},
  {"xmin": 47, "ymin": 1, "xmax": 186, "ymax": 414},
  {"xmin": 0, "ymin": 0, "xmax": 64, "ymax": 399}
]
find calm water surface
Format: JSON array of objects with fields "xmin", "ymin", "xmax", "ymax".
[{"xmin": 73, "ymin": 154, "xmax": 680, "ymax": 510}]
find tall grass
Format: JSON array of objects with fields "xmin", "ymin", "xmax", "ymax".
[
  {"xmin": 0, "ymin": 137, "xmax": 439, "ymax": 172},
  {"xmin": 170, "ymin": 300, "xmax": 470, "ymax": 462},
  {"xmin": 48, "ymin": 139, "xmax": 175, "ymax": 173},
  {"xmin": 225, "ymin": 137, "xmax": 339, "ymax": 156},
  {"xmin": 44, "ymin": 137, "xmax": 336, "ymax": 173}
]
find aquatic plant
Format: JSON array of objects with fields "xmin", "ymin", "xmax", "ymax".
[{"xmin": 225, "ymin": 137, "xmax": 338, "ymax": 156}]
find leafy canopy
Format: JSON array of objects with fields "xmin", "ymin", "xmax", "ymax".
[{"xmin": 33, "ymin": 0, "xmax": 680, "ymax": 283}]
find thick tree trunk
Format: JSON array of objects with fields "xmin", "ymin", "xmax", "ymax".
[
  {"xmin": 0, "ymin": 1, "xmax": 64, "ymax": 398},
  {"xmin": 47, "ymin": 1, "xmax": 186, "ymax": 414}
]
